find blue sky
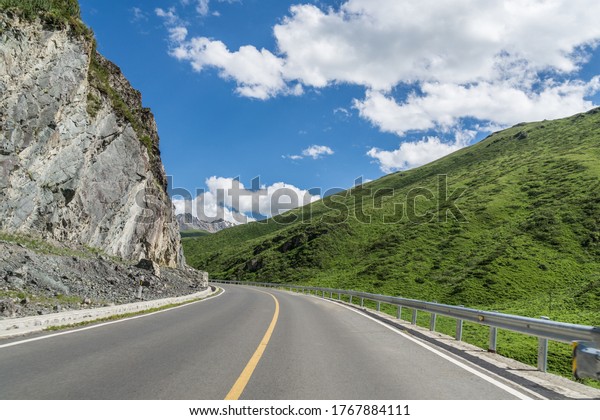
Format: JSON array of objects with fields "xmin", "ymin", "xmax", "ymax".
[{"xmin": 79, "ymin": 0, "xmax": 600, "ymax": 222}]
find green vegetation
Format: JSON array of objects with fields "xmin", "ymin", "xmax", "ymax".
[
  {"xmin": 0, "ymin": 231, "xmax": 125, "ymax": 263},
  {"xmin": 0, "ymin": 0, "xmax": 79, "ymax": 20},
  {"xmin": 0, "ymin": 0, "xmax": 90, "ymax": 38},
  {"xmin": 185, "ymin": 109, "xmax": 600, "ymax": 382},
  {"xmin": 0, "ymin": 289, "xmax": 82, "ymax": 310},
  {"xmin": 180, "ymin": 230, "xmax": 212, "ymax": 239},
  {"xmin": 87, "ymin": 53, "xmax": 156, "ymax": 161},
  {"xmin": 86, "ymin": 92, "xmax": 101, "ymax": 119}
]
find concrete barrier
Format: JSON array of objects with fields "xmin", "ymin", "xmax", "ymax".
[{"xmin": 0, "ymin": 287, "xmax": 217, "ymax": 339}]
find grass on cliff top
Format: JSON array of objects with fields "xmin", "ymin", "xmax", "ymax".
[
  {"xmin": 0, "ymin": 0, "xmax": 80, "ymax": 19},
  {"xmin": 0, "ymin": 0, "xmax": 160, "ymax": 169},
  {"xmin": 0, "ymin": 0, "xmax": 89, "ymax": 37},
  {"xmin": 184, "ymin": 110, "xmax": 600, "ymax": 383}
]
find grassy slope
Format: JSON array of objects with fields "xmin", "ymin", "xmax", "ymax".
[
  {"xmin": 0, "ymin": 0, "xmax": 86, "ymax": 34},
  {"xmin": 0, "ymin": 0, "xmax": 79, "ymax": 17},
  {"xmin": 184, "ymin": 110, "xmax": 600, "ymax": 379},
  {"xmin": 180, "ymin": 230, "xmax": 212, "ymax": 239}
]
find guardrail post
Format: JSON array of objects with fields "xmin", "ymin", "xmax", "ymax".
[
  {"xmin": 338, "ymin": 293, "xmax": 341, "ymax": 300},
  {"xmin": 456, "ymin": 319, "xmax": 464, "ymax": 341},
  {"xmin": 322, "ymin": 291, "xmax": 325, "ymax": 298},
  {"xmin": 489, "ymin": 327, "xmax": 497, "ymax": 353},
  {"xmin": 430, "ymin": 313, "xmax": 437, "ymax": 331},
  {"xmin": 396, "ymin": 305, "xmax": 402, "ymax": 319},
  {"xmin": 456, "ymin": 306, "xmax": 464, "ymax": 341},
  {"xmin": 376, "ymin": 301, "xmax": 381, "ymax": 312},
  {"xmin": 360, "ymin": 297, "xmax": 364, "ymax": 307},
  {"xmin": 411, "ymin": 309, "xmax": 418, "ymax": 325},
  {"xmin": 349, "ymin": 295, "xmax": 353, "ymax": 304},
  {"xmin": 538, "ymin": 316, "xmax": 550, "ymax": 372}
]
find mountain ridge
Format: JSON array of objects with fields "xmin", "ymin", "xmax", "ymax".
[{"xmin": 176, "ymin": 213, "xmax": 235, "ymax": 234}]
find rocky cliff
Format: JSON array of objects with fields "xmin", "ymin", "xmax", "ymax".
[{"xmin": 0, "ymin": 13, "xmax": 183, "ymax": 267}]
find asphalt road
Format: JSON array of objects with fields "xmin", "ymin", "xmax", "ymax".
[{"xmin": 0, "ymin": 284, "xmax": 532, "ymax": 399}]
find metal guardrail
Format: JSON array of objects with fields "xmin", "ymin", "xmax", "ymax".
[{"xmin": 213, "ymin": 280, "xmax": 600, "ymax": 373}]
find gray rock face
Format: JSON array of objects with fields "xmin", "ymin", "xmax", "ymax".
[
  {"xmin": 177, "ymin": 213, "xmax": 235, "ymax": 234},
  {"xmin": 0, "ymin": 15, "xmax": 183, "ymax": 267},
  {"xmin": 0, "ymin": 240, "xmax": 206, "ymax": 319},
  {"xmin": 0, "ymin": 299, "xmax": 19, "ymax": 318}
]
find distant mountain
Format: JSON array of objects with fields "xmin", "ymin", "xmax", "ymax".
[{"xmin": 176, "ymin": 213, "xmax": 235, "ymax": 234}]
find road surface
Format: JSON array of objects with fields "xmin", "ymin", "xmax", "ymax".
[{"xmin": 0, "ymin": 284, "xmax": 532, "ymax": 399}]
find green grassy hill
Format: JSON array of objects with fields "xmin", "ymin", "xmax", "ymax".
[
  {"xmin": 185, "ymin": 109, "xmax": 600, "ymax": 318},
  {"xmin": 184, "ymin": 109, "xmax": 600, "ymax": 380}
]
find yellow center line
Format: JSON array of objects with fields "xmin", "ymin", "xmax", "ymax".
[{"xmin": 224, "ymin": 291, "xmax": 280, "ymax": 400}]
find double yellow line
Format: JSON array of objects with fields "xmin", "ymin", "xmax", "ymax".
[{"xmin": 224, "ymin": 292, "xmax": 280, "ymax": 400}]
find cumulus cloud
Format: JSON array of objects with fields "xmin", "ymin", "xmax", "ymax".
[
  {"xmin": 160, "ymin": 0, "xmax": 600, "ymax": 170},
  {"xmin": 170, "ymin": 38, "xmax": 291, "ymax": 99},
  {"xmin": 285, "ymin": 145, "xmax": 334, "ymax": 160},
  {"xmin": 356, "ymin": 78, "xmax": 600, "ymax": 136},
  {"xmin": 168, "ymin": 26, "xmax": 189, "ymax": 43},
  {"xmin": 367, "ymin": 130, "xmax": 476, "ymax": 173},
  {"xmin": 275, "ymin": 0, "xmax": 600, "ymax": 89},
  {"xmin": 171, "ymin": 176, "xmax": 320, "ymax": 224},
  {"xmin": 166, "ymin": 0, "xmax": 600, "ymax": 97},
  {"xmin": 302, "ymin": 145, "xmax": 334, "ymax": 159}
]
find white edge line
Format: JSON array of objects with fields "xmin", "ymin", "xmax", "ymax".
[
  {"xmin": 0, "ymin": 288, "xmax": 225, "ymax": 350},
  {"xmin": 293, "ymin": 290, "xmax": 537, "ymax": 400}
]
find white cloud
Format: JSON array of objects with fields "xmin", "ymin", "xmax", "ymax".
[
  {"xmin": 170, "ymin": 38, "xmax": 289, "ymax": 99},
  {"xmin": 302, "ymin": 145, "xmax": 334, "ymax": 159},
  {"xmin": 168, "ymin": 26, "xmax": 188, "ymax": 43},
  {"xmin": 155, "ymin": 7, "xmax": 182, "ymax": 26},
  {"xmin": 367, "ymin": 130, "xmax": 476, "ymax": 173},
  {"xmin": 172, "ymin": 176, "xmax": 320, "ymax": 224},
  {"xmin": 274, "ymin": 0, "xmax": 600, "ymax": 89},
  {"xmin": 179, "ymin": 0, "xmax": 242, "ymax": 18},
  {"xmin": 333, "ymin": 107, "xmax": 350, "ymax": 119},
  {"xmin": 160, "ymin": 0, "xmax": 600, "ymax": 171},
  {"xmin": 355, "ymin": 78, "xmax": 600, "ymax": 136},
  {"xmin": 163, "ymin": 0, "xmax": 600, "ymax": 104},
  {"xmin": 131, "ymin": 7, "xmax": 148, "ymax": 22},
  {"xmin": 285, "ymin": 145, "xmax": 335, "ymax": 160},
  {"xmin": 195, "ymin": 0, "xmax": 210, "ymax": 16}
]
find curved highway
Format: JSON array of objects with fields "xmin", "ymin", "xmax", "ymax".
[{"xmin": 0, "ymin": 284, "xmax": 533, "ymax": 399}]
